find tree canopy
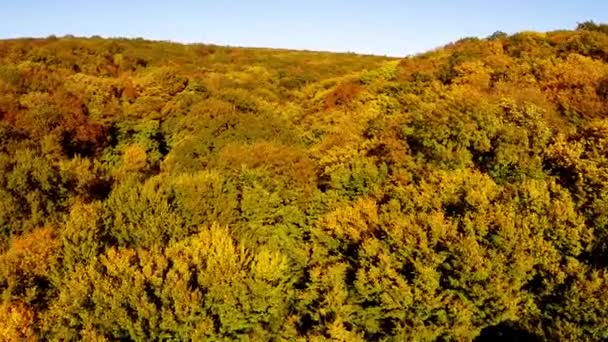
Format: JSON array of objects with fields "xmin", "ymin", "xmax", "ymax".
[{"xmin": 1, "ymin": 25, "xmax": 608, "ymax": 340}]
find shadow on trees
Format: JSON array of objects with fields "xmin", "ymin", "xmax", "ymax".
[{"xmin": 474, "ymin": 321, "xmax": 541, "ymax": 342}]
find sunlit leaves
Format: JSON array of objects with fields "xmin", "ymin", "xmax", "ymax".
[
  {"xmin": 0, "ymin": 301, "xmax": 36, "ymax": 341},
  {"xmin": 44, "ymin": 224, "xmax": 297, "ymax": 340},
  {"xmin": 0, "ymin": 27, "xmax": 608, "ymax": 340}
]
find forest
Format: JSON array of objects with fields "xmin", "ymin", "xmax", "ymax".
[{"xmin": 1, "ymin": 22, "xmax": 608, "ymax": 341}]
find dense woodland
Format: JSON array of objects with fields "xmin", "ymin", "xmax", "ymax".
[{"xmin": 1, "ymin": 22, "xmax": 608, "ymax": 341}]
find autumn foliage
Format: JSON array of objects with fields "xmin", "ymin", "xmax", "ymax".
[{"xmin": 1, "ymin": 23, "xmax": 608, "ymax": 340}]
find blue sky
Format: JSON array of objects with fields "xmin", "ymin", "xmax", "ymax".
[{"xmin": 2, "ymin": 1, "xmax": 607, "ymax": 56}]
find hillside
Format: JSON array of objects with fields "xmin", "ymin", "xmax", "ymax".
[{"xmin": 1, "ymin": 23, "xmax": 608, "ymax": 340}]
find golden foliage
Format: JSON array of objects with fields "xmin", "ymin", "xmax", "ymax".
[
  {"xmin": 0, "ymin": 301, "xmax": 36, "ymax": 342},
  {"xmin": 1, "ymin": 26, "xmax": 608, "ymax": 340}
]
